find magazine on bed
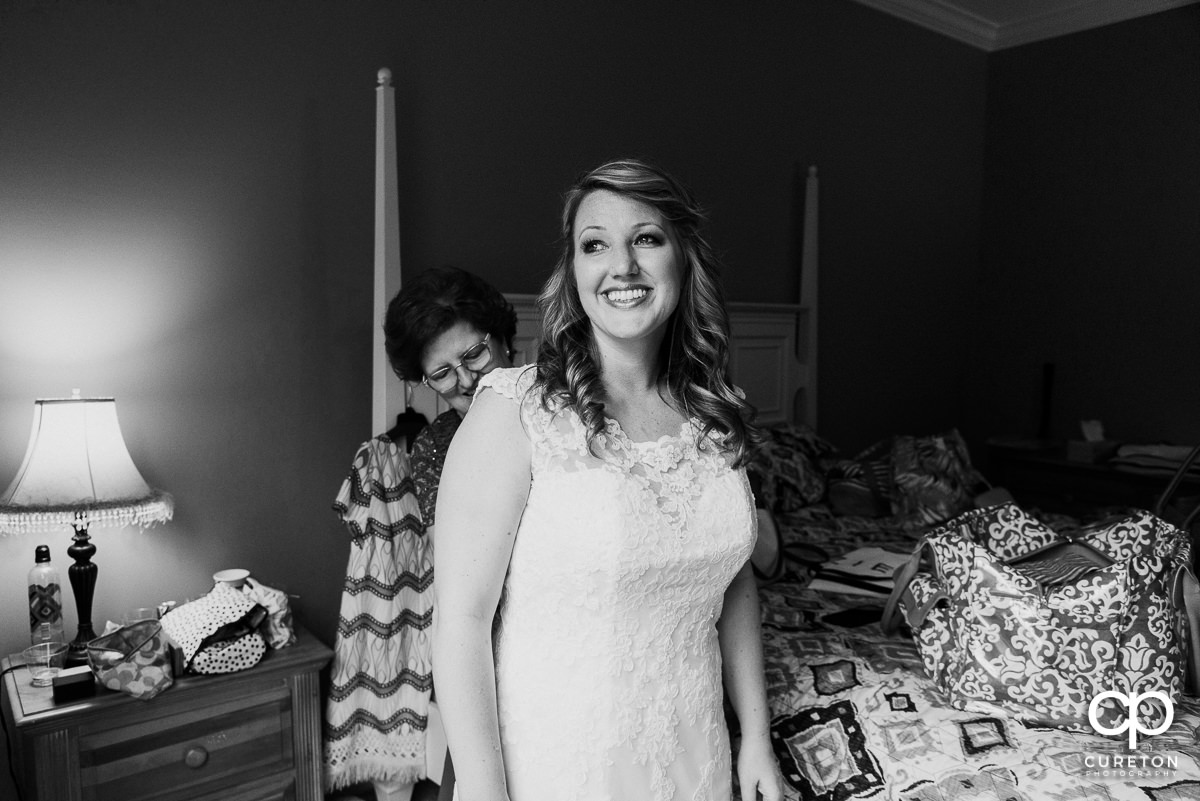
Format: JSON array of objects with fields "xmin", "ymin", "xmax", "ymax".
[{"xmin": 807, "ymin": 546, "xmax": 910, "ymax": 596}]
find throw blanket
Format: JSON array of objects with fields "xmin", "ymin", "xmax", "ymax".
[{"xmin": 324, "ymin": 435, "xmax": 434, "ymax": 790}]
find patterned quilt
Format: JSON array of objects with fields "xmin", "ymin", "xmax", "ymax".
[{"xmin": 747, "ymin": 505, "xmax": 1200, "ymax": 801}]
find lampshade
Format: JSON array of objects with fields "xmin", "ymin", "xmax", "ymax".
[{"xmin": 0, "ymin": 396, "xmax": 173, "ymax": 533}]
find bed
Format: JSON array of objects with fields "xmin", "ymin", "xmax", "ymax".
[
  {"xmin": 740, "ymin": 433, "xmax": 1200, "ymax": 801},
  {"xmin": 364, "ymin": 68, "xmax": 1200, "ymax": 801}
]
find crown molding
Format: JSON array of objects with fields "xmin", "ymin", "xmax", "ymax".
[
  {"xmin": 849, "ymin": 0, "xmax": 1200, "ymax": 51},
  {"xmin": 851, "ymin": 0, "xmax": 999, "ymax": 50},
  {"xmin": 992, "ymin": 0, "xmax": 1200, "ymax": 49}
]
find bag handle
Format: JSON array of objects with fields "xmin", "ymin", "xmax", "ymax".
[
  {"xmin": 1172, "ymin": 562, "xmax": 1200, "ymax": 695},
  {"xmin": 1153, "ymin": 444, "xmax": 1200, "ymax": 530},
  {"xmin": 882, "ymin": 540, "xmax": 936, "ymax": 634}
]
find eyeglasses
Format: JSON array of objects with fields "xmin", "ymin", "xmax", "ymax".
[{"xmin": 422, "ymin": 334, "xmax": 494, "ymax": 392}]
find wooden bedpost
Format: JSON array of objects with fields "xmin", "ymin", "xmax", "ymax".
[
  {"xmin": 373, "ymin": 67, "xmax": 403, "ymax": 436},
  {"xmin": 797, "ymin": 165, "xmax": 818, "ymax": 429}
]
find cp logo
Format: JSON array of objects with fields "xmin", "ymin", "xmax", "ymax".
[{"xmin": 1088, "ymin": 691, "xmax": 1174, "ymax": 749}]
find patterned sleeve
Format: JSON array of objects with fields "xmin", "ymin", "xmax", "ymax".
[
  {"xmin": 331, "ymin": 437, "xmax": 417, "ymax": 541},
  {"xmin": 410, "ymin": 412, "xmax": 460, "ymax": 526},
  {"xmin": 410, "ymin": 426, "xmax": 438, "ymax": 525},
  {"xmin": 331, "ymin": 440, "xmax": 374, "ymax": 538}
]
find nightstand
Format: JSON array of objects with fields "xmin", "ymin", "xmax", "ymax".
[{"xmin": 1, "ymin": 624, "xmax": 332, "ymax": 801}]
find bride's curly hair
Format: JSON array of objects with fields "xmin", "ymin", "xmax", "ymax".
[{"xmin": 534, "ymin": 158, "xmax": 762, "ymax": 466}]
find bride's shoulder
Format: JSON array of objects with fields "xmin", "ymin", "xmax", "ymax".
[{"xmin": 477, "ymin": 365, "xmax": 539, "ymax": 401}]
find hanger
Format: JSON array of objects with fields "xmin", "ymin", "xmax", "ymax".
[{"xmin": 386, "ymin": 382, "xmax": 428, "ymax": 452}]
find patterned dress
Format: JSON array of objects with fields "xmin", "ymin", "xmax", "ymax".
[
  {"xmin": 478, "ymin": 367, "xmax": 756, "ymax": 801},
  {"xmin": 324, "ymin": 436, "xmax": 434, "ymax": 790}
]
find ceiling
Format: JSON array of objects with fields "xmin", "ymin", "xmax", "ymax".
[{"xmin": 849, "ymin": 0, "xmax": 1199, "ymax": 50}]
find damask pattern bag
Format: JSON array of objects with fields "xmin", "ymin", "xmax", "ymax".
[{"xmin": 883, "ymin": 502, "xmax": 1195, "ymax": 731}]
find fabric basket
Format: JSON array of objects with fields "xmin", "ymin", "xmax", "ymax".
[
  {"xmin": 160, "ymin": 582, "xmax": 269, "ymax": 675},
  {"xmin": 883, "ymin": 502, "xmax": 1195, "ymax": 731},
  {"xmin": 86, "ymin": 619, "xmax": 174, "ymax": 700}
]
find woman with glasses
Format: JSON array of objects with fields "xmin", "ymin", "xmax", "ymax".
[
  {"xmin": 433, "ymin": 160, "xmax": 783, "ymax": 801},
  {"xmin": 329, "ymin": 265, "xmax": 514, "ymax": 801},
  {"xmin": 384, "ymin": 266, "xmax": 517, "ymax": 526},
  {"xmin": 325, "ymin": 268, "xmax": 513, "ymax": 801}
]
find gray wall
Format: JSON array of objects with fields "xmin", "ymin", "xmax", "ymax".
[{"xmin": 966, "ymin": 5, "xmax": 1200, "ymax": 462}]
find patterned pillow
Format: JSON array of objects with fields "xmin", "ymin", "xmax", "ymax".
[
  {"xmin": 748, "ymin": 424, "xmax": 836, "ymax": 513},
  {"xmin": 826, "ymin": 440, "xmax": 894, "ymax": 519},
  {"xmin": 890, "ymin": 429, "xmax": 983, "ymax": 525},
  {"xmin": 825, "ymin": 429, "xmax": 983, "ymax": 524}
]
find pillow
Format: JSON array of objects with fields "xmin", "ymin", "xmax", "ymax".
[
  {"xmin": 826, "ymin": 439, "xmax": 894, "ymax": 518},
  {"xmin": 891, "ymin": 429, "xmax": 984, "ymax": 524},
  {"xmin": 747, "ymin": 423, "xmax": 836, "ymax": 513},
  {"xmin": 825, "ymin": 429, "xmax": 983, "ymax": 524}
]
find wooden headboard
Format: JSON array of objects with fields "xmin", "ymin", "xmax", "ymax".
[{"xmin": 371, "ymin": 69, "xmax": 818, "ymax": 434}]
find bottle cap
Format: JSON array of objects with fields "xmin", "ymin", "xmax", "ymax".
[{"xmin": 35, "ymin": 545, "xmax": 51, "ymax": 563}]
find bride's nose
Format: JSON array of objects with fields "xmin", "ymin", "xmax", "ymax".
[{"xmin": 611, "ymin": 244, "xmax": 641, "ymax": 278}]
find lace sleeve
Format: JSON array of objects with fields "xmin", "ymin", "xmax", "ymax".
[
  {"xmin": 474, "ymin": 366, "xmax": 550, "ymax": 448},
  {"xmin": 475, "ymin": 365, "xmax": 536, "ymax": 401}
]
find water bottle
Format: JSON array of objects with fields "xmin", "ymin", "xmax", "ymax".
[{"xmin": 28, "ymin": 545, "xmax": 65, "ymax": 645}]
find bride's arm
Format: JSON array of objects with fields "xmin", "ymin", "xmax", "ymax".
[
  {"xmin": 718, "ymin": 561, "xmax": 784, "ymax": 801},
  {"xmin": 433, "ymin": 388, "xmax": 531, "ymax": 801}
]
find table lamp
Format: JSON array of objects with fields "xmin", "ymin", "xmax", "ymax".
[{"xmin": 0, "ymin": 393, "xmax": 173, "ymax": 664}]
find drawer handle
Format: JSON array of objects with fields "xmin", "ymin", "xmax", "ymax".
[{"xmin": 184, "ymin": 746, "xmax": 209, "ymax": 769}]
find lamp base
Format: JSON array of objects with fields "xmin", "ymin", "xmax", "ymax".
[
  {"xmin": 68, "ymin": 520, "xmax": 98, "ymax": 668},
  {"xmin": 67, "ymin": 624, "xmax": 97, "ymax": 668}
]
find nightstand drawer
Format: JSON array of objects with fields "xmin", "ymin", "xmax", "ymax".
[{"xmin": 78, "ymin": 686, "xmax": 294, "ymax": 801}]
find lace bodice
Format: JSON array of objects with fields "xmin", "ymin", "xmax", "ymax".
[{"xmin": 477, "ymin": 367, "xmax": 756, "ymax": 801}]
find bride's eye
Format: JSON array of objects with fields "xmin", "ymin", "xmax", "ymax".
[
  {"xmin": 580, "ymin": 238, "xmax": 606, "ymax": 254},
  {"xmin": 634, "ymin": 233, "xmax": 662, "ymax": 246}
]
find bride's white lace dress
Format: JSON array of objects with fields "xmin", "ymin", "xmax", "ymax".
[{"xmin": 479, "ymin": 367, "xmax": 756, "ymax": 801}]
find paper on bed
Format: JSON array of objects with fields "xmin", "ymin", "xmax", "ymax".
[{"xmin": 807, "ymin": 546, "xmax": 910, "ymax": 596}]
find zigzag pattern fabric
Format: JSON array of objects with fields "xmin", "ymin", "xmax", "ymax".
[{"xmin": 324, "ymin": 435, "xmax": 434, "ymax": 790}]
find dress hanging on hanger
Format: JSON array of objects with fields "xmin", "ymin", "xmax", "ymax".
[{"xmin": 323, "ymin": 434, "xmax": 433, "ymax": 791}]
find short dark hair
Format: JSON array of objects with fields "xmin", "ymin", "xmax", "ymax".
[{"xmin": 384, "ymin": 267, "xmax": 518, "ymax": 381}]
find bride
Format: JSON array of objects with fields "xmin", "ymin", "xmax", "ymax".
[{"xmin": 433, "ymin": 158, "xmax": 784, "ymax": 801}]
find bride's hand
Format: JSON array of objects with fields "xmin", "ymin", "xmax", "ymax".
[{"xmin": 737, "ymin": 736, "xmax": 784, "ymax": 801}]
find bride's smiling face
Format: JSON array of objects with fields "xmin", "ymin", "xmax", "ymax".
[{"xmin": 572, "ymin": 190, "xmax": 683, "ymax": 349}]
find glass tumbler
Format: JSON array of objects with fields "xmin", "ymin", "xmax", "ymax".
[{"xmin": 23, "ymin": 641, "xmax": 68, "ymax": 687}]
